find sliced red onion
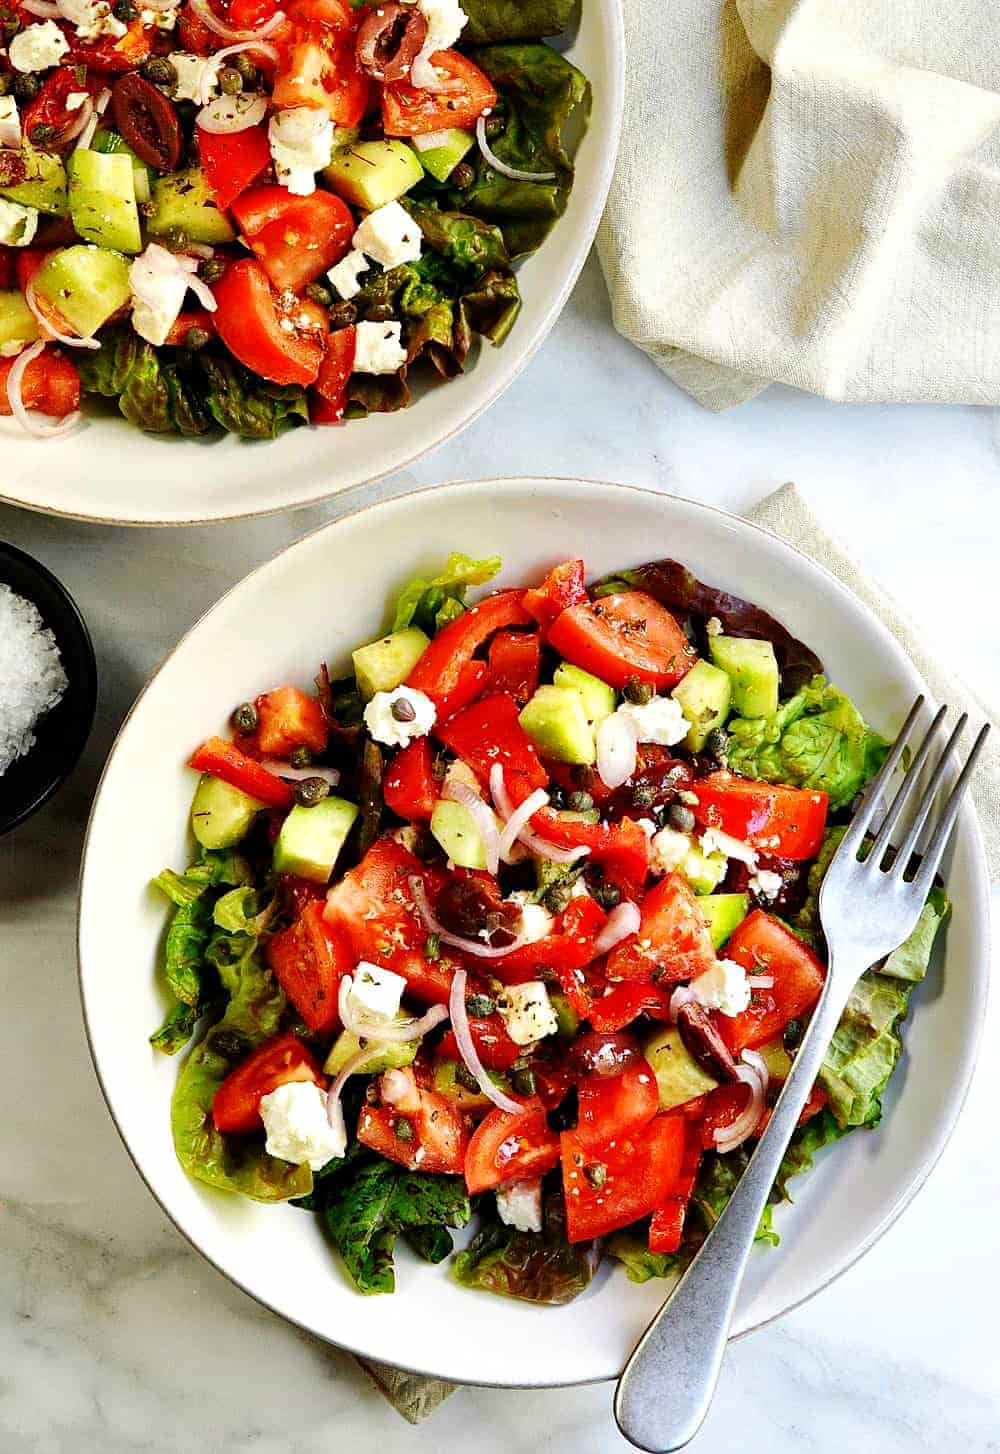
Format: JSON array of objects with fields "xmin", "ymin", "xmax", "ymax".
[
  {"xmin": 596, "ymin": 712, "xmax": 638, "ymax": 790},
  {"xmin": 5, "ymin": 341, "xmax": 81, "ymax": 439},
  {"xmin": 489, "ymin": 765, "xmax": 590, "ymax": 866},
  {"xmin": 74, "ymin": 107, "xmax": 100, "ymax": 153},
  {"xmin": 409, "ymin": 876, "xmax": 529, "ymax": 960},
  {"xmin": 449, "ymin": 968, "xmax": 522, "ymax": 1114},
  {"xmin": 197, "ymin": 42, "xmax": 277, "ymax": 103},
  {"xmin": 260, "ymin": 758, "xmax": 340, "ymax": 786},
  {"xmin": 59, "ymin": 96, "xmax": 95, "ymax": 147},
  {"xmin": 25, "ymin": 283, "xmax": 100, "ymax": 349},
  {"xmin": 325, "ymin": 1043, "xmax": 376, "ymax": 1134},
  {"xmin": 196, "ymin": 92, "xmax": 268, "ymax": 134},
  {"xmin": 189, "ymin": 0, "xmax": 286, "ymax": 40},
  {"xmin": 337, "ymin": 971, "xmax": 449, "ymax": 1043},
  {"xmin": 593, "ymin": 900, "xmax": 641, "ymax": 956},
  {"xmin": 713, "ymin": 1051, "xmax": 768, "ymax": 1154},
  {"xmin": 380, "ymin": 1067, "xmax": 417, "ymax": 1107},
  {"xmin": 746, "ymin": 974, "xmax": 774, "ymax": 990},
  {"xmin": 669, "ymin": 985, "xmax": 697, "ymax": 1022},
  {"xmin": 443, "ymin": 777, "xmax": 500, "ymax": 876},
  {"xmin": 96, "ymin": 87, "xmax": 112, "ymax": 114},
  {"xmin": 475, "ymin": 114, "xmax": 556, "ymax": 183},
  {"xmin": 496, "ymin": 785, "xmax": 548, "ymax": 864}
]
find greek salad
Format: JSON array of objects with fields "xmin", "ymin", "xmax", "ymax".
[
  {"xmin": 0, "ymin": 0, "xmax": 588, "ymax": 438},
  {"xmin": 153, "ymin": 554, "xmax": 949, "ymax": 1301}
]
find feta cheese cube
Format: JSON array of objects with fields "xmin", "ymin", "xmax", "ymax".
[
  {"xmin": 699, "ymin": 826, "xmax": 758, "ymax": 868},
  {"xmin": 616, "ymin": 695, "xmax": 689, "ymax": 747},
  {"xmin": 411, "ymin": 0, "xmax": 468, "ymax": 81},
  {"xmin": 498, "ymin": 981, "xmax": 559, "ymax": 1046},
  {"xmin": 363, "ymin": 684, "xmax": 436, "ymax": 746},
  {"xmin": 352, "ymin": 200, "xmax": 422, "ymax": 268},
  {"xmin": 9, "ymin": 21, "xmax": 70, "ymax": 73},
  {"xmin": 649, "ymin": 825, "xmax": 691, "ymax": 875},
  {"xmin": 0, "ymin": 198, "xmax": 38, "ymax": 247},
  {"xmin": 65, "ymin": 92, "xmax": 91, "ymax": 112},
  {"xmin": 128, "ymin": 244, "xmax": 201, "ymax": 347},
  {"xmin": 749, "ymin": 868, "xmax": 783, "ymax": 901},
  {"xmin": 496, "ymin": 1176, "xmax": 543, "ymax": 1233},
  {"xmin": 348, "ymin": 962, "xmax": 407, "ymax": 1022},
  {"xmin": 260, "ymin": 1081, "xmax": 345, "ymax": 1169},
  {"xmin": 688, "ymin": 958, "xmax": 751, "ymax": 1017},
  {"xmin": 326, "ymin": 248, "xmax": 368, "ymax": 301},
  {"xmin": 269, "ymin": 107, "xmax": 334, "ymax": 197},
  {"xmin": 59, "ymin": 0, "xmax": 127, "ymax": 41},
  {"xmin": 507, "ymin": 891, "xmax": 554, "ymax": 944},
  {"xmin": 0, "ymin": 97, "xmax": 20, "ymax": 150},
  {"xmin": 353, "ymin": 320, "xmax": 407, "ymax": 376},
  {"xmin": 171, "ymin": 52, "xmax": 220, "ymax": 104}
]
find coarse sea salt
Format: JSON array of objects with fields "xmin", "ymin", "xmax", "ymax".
[{"xmin": 0, "ymin": 583, "xmax": 68, "ymax": 777}]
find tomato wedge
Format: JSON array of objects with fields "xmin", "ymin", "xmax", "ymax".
[
  {"xmin": 383, "ymin": 49, "xmax": 497, "ymax": 136},
  {"xmin": 212, "ymin": 259, "xmax": 325, "ymax": 386},
  {"xmin": 189, "ymin": 736, "xmax": 294, "ymax": 809},
  {"xmin": 574, "ymin": 1060, "xmax": 660, "ymax": 1150},
  {"xmin": 232, "ymin": 185, "xmax": 355, "ymax": 292},
  {"xmin": 605, "ymin": 871, "xmax": 717, "ymax": 984},
  {"xmin": 438, "ymin": 1011, "xmax": 523, "ymax": 1071},
  {"xmin": 718, "ymin": 910, "xmax": 826, "ymax": 1053},
  {"xmin": 648, "ymin": 1129, "xmax": 701, "ymax": 1253},
  {"xmin": 486, "ymin": 629, "xmax": 541, "ymax": 705},
  {"xmin": 548, "ymin": 591, "xmax": 698, "ymax": 691},
  {"xmin": 435, "ymin": 693, "xmax": 547, "ymax": 792},
  {"xmin": 491, "ymin": 897, "xmax": 607, "ymax": 1016},
  {"xmin": 562, "ymin": 1114, "xmax": 686, "ymax": 1242},
  {"xmin": 691, "ymin": 771, "xmax": 829, "ymax": 862},
  {"xmin": 0, "ymin": 348, "xmax": 79, "ymax": 418},
  {"xmin": 406, "ymin": 590, "xmax": 532, "ymax": 711},
  {"xmin": 266, "ymin": 900, "xmax": 350, "ymax": 1035},
  {"xmin": 248, "ymin": 685, "xmax": 328, "ymax": 757},
  {"xmin": 384, "ymin": 737, "xmax": 438, "ymax": 821},
  {"xmin": 199, "ymin": 125, "xmax": 271, "ymax": 211},
  {"xmin": 464, "ymin": 1100, "xmax": 560, "ymax": 1194},
  {"xmin": 523, "ymin": 559, "xmax": 588, "ymax": 634},
  {"xmin": 358, "ymin": 1083, "xmax": 470, "ymax": 1174},
  {"xmin": 272, "ymin": 35, "xmax": 368, "ymax": 123},
  {"xmin": 212, "ymin": 1032, "xmax": 324, "ymax": 1133},
  {"xmin": 528, "ymin": 811, "xmax": 651, "ymax": 895},
  {"xmin": 313, "ymin": 324, "xmax": 356, "ymax": 421},
  {"xmin": 585, "ymin": 983, "xmax": 674, "ymax": 1033}
]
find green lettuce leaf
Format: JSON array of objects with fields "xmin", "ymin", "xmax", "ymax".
[
  {"xmin": 454, "ymin": 269, "xmax": 521, "ymax": 355},
  {"xmin": 726, "ymin": 676, "xmax": 891, "ymax": 811},
  {"xmin": 606, "ymin": 1229, "xmax": 683, "ymax": 1285},
  {"xmin": 772, "ymin": 1106, "xmax": 849, "ymax": 1200},
  {"xmin": 160, "ymin": 898, "xmax": 212, "ymax": 1008},
  {"xmin": 452, "ymin": 1191, "xmax": 600, "ymax": 1304},
  {"xmin": 404, "ymin": 199, "xmax": 512, "ymax": 277},
  {"xmin": 391, "ymin": 551, "xmax": 501, "ymax": 634},
  {"xmin": 882, "ymin": 887, "xmax": 949, "ymax": 981},
  {"xmin": 460, "ymin": 0, "xmax": 576, "ymax": 43},
  {"xmin": 196, "ymin": 353, "xmax": 309, "ymax": 439},
  {"xmin": 148, "ymin": 1001, "xmax": 202, "ymax": 1056},
  {"xmin": 461, "ymin": 44, "xmax": 590, "ymax": 258},
  {"xmin": 212, "ymin": 885, "xmax": 262, "ymax": 935},
  {"xmin": 404, "ymin": 1224, "xmax": 454, "ymax": 1263}
]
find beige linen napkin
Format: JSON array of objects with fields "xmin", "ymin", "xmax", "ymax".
[
  {"xmin": 357, "ymin": 482, "xmax": 999, "ymax": 1420},
  {"xmin": 597, "ymin": 0, "xmax": 1000, "ymax": 409}
]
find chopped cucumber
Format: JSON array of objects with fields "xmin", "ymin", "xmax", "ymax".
[
  {"xmin": 0, "ymin": 290, "xmax": 39, "ymax": 352},
  {"xmin": 709, "ymin": 636, "xmax": 780, "ymax": 719},
  {"xmin": 519, "ymin": 684, "xmax": 596, "ymax": 765},
  {"xmin": 553, "ymin": 660, "xmax": 616, "ymax": 727},
  {"xmin": 642, "ymin": 1025, "xmax": 719, "ymax": 1110},
  {"xmin": 91, "ymin": 129, "xmax": 152, "ymax": 204},
  {"xmin": 32, "ymin": 245, "xmax": 131, "ymax": 339},
  {"xmin": 323, "ymin": 140, "xmax": 423, "ymax": 210},
  {"xmin": 697, "ymin": 892, "xmax": 749, "ymax": 950},
  {"xmin": 681, "ymin": 842, "xmax": 728, "ymax": 895},
  {"xmin": 325, "ymin": 1020, "xmax": 418, "ymax": 1076},
  {"xmin": 549, "ymin": 989, "xmax": 580, "ymax": 1040},
  {"xmin": 430, "ymin": 798, "xmax": 497, "ymax": 870},
  {"xmin": 411, "ymin": 127, "xmax": 474, "ymax": 182},
  {"xmin": 671, "ymin": 660, "xmax": 732, "ymax": 751},
  {"xmin": 190, "ymin": 773, "xmax": 266, "ymax": 849},
  {"xmin": 147, "ymin": 165, "xmax": 236, "ymax": 245},
  {"xmin": 432, "ymin": 1057, "xmax": 511, "ymax": 1110},
  {"xmin": 0, "ymin": 147, "xmax": 68, "ymax": 216},
  {"xmin": 757, "ymin": 1037, "xmax": 792, "ymax": 1081},
  {"xmin": 352, "ymin": 626, "xmax": 429, "ymax": 700},
  {"xmin": 68, "ymin": 149, "xmax": 142, "ymax": 254},
  {"xmin": 273, "ymin": 797, "xmax": 359, "ymax": 884}
]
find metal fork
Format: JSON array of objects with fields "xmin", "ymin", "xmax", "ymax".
[{"xmin": 615, "ymin": 697, "xmax": 991, "ymax": 1453}]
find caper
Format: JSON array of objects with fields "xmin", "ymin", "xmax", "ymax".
[
  {"xmin": 305, "ymin": 281, "xmax": 333, "ymax": 306},
  {"xmin": 624, "ymin": 675, "xmax": 654, "ymax": 705},
  {"xmin": 484, "ymin": 114, "xmax": 505, "ymax": 140},
  {"xmin": 289, "ymin": 745, "xmax": 313, "ymax": 770},
  {"xmin": 783, "ymin": 1018, "xmax": 804, "ymax": 1052},
  {"xmin": 138, "ymin": 198, "xmax": 157, "ymax": 217},
  {"xmin": 231, "ymin": 701, "xmax": 258, "ymax": 734},
  {"xmin": 29, "ymin": 122, "xmax": 55, "ymax": 146},
  {"xmin": 466, "ymin": 993, "xmax": 495, "ymax": 1018},
  {"xmin": 198, "ymin": 256, "xmax": 227, "ymax": 283},
  {"xmin": 669, "ymin": 803, "xmax": 696, "ymax": 833},
  {"xmin": 391, "ymin": 696, "xmax": 417, "ymax": 723},
  {"xmin": 424, "ymin": 931, "xmax": 441, "ymax": 961},
  {"xmin": 705, "ymin": 727, "xmax": 730, "ymax": 761},
  {"xmin": 511, "ymin": 1066, "xmax": 536, "ymax": 1097},
  {"xmin": 218, "ymin": 66, "xmax": 243, "ymax": 96},
  {"xmin": 567, "ymin": 790, "xmax": 594, "ymax": 813},
  {"xmin": 141, "ymin": 55, "xmax": 177, "ymax": 90},
  {"xmin": 184, "ymin": 326, "xmax": 211, "ymax": 351},
  {"xmin": 631, "ymin": 780, "xmax": 656, "ymax": 810},
  {"xmin": 113, "ymin": 0, "xmax": 137, "ymax": 17},
  {"xmin": 12, "ymin": 73, "xmax": 40, "ymax": 102},
  {"xmin": 327, "ymin": 300, "xmax": 358, "ymax": 328},
  {"xmin": 392, "ymin": 1116, "xmax": 415, "ymax": 1142},
  {"xmin": 295, "ymin": 776, "xmax": 331, "ymax": 808},
  {"xmin": 451, "ymin": 161, "xmax": 474, "ymax": 189},
  {"xmin": 583, "ymin": 1161, "xmax": 607, "ymax": 1191},
  {"xmin": 593, "ymin": 880, "xmax": 621, "ymax": 911},
  {"xmin": 541, "ymin": 880, "xmax": 573, "ymax": 915},
  {"xmin": 232, "ymin": 53, "xmax": 257, "ymax": 84},
  {"xmin": 455, "ymin": 1062, "xmax": 479, "ymax": 1093}
]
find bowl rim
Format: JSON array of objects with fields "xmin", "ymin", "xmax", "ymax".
[
  {"xmin": 0, "ymin": 539, "xmax": 98, "ymax": 836},
  {"xmin": 0, "ymin": 5, "xmax": 626, "ymax": 530},
  {"xmin": 76, "ymin": 477, "xmax": 992, "ymax": 1385}
]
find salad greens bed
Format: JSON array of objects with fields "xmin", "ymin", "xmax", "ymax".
[
  {"xmin": 152, "ymin": 553, "xmax": 948, "ymax": 1303},
  {"xmin": 0, "ymin": 0, "xmax": 588, "ymax": 438}
]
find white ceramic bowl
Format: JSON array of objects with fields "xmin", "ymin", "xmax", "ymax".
[
  {"xmin": 0, "ymin": 9, "xmax": 624, "ymax": 527},
  {"xmin": 78, "ymin": 479, "xmax": 991, "ymax": 1386}
]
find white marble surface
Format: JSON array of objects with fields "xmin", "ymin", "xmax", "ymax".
[{"xmin": 2, "ymin": 253, "xmax": 999, "ymax": 1453}]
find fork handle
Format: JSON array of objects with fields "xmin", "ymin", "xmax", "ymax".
[{"xmin": 614, "ymin": 970, "xmax": 852, "ymax": 1453}]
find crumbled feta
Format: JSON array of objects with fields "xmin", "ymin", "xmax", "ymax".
[
  {"xmin": 616, "ymin": 695, "xmax": 689, "ymax": 747},
  {"xmin": 171, "ymin": 52, "xmax": 220, "ymax": 104},
  {"xmin": 636, "ymin": 817, "xmax": 657, "ymax": 839},
  {"xmin": 569, "ymin": 876, "xmax": 591, "ymax": 898},
  {"xmin": 141, "ymin": 4, "xmax": 177, "ymax": 28},
  {"xmin": 0, "ymin": 198, "xmax": 38, "ymax": 247},
  {"xmin": 269, "ymin": 106, "xmax": 334, "ymax": 197},
  {"xmin": 352, "ymin": 200, "xmax": 422, "ymax": 268},
  {"xmin": 688, "ymin": 958, "xmax": 751, "ymax": 1017},
  {"xmin": 0, "ymin": 97, "xmax": 20, "ymax": 149},
  {"xmin": 128, "ymin": 244, "xmax": 208, "ymax": 347},
  {"xmin": 412, "ymin": 0, "xmax": 468, "ymax": 81},
  {"xmin": 326, "ymin": 248, "xmax": 368, "ymax": 301},
  {"xmin": 348, "ymin": 962, "xmax": 407, "ymax": 1022},
  {"xmin": 699, "ymin": 826, "xmax": 758, "ymax": 868},
  {"xmin": 363, "ymin": 684, "xmax": 436, "ymax": 747},
  {"xmin": 706, "ymin": 616, "xmax": 723, "ymax": 637},
  {"xmin": 496, "ymin": 1176, "xmax": 543, "ymax": 1233},
  {"xmin": 59, "ymin": 0, "xmax": 126, "ymax": 41},
  {"xmin": 260, "ymin": 1081, "xmax": 345, "ymax": 1170},
  {"xmin": 9, "ymin": 21, "xmax": 70, "ymax": 73},
  {"xmin": 749, "ymin": 868, "xmax": 783, "ymax": 901},
  {"xmin": 649, "ymin": 825, "xmax": 691, "ymax": 875},
  {"xmin": 507, "ymin": 891, "xmax": 554, "ymax": 944},
  {"xmin": 498, "ymin": 981, "xmax": 559, "ymax": 1045},
  {"xmin": 353, "ymin": 319, "xmax": 407, "ymax": 376}
]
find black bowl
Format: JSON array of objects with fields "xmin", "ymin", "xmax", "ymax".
[{"xmin": 0, "ymin": 541, "xmax": 97, "ymax": 836}]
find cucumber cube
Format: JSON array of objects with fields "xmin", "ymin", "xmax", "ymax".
[
  {"xmin": 672, "ymin": 660, "xmax": 732, "ymax": 751},
  {"xmin": 352, "ymin": 626, "xmax": 429, "ymax": 700},
  {"xmin": 430, "ymin": 798, "xmax": 498, "ymax": 870},
  {"xmin": 553, "ymin": 660, "xmax": 616, "ymax": 727},
  {"xmin": 190, "ymin": 773, "xmax": 266, "ymax": 850},
  {"xmin": 697, "ymin": 892, "xmax": 749, "ymax": 950},
  {"xmin": 68, "ymin": 149, "xmax": 142, "ymax": 254},
  {"xmin": 642, "ymin": 1026, "xmax": 719, "ymax": 1110},
  {"xmin": 32, "ymin": 245, "xmax": 131, "ymax": 339},
  {"xmin": 709, "ymin": 636, "xmax": 780, "ymax": 719},
  {"xmin": 323, "ymin": 140, "xmax": 423, "ymax": 210},
  {"xmin": 519, "ymin": 685, "xmax": 596, "ymax": 765},
  {"xmin": 273, "ymin": 797, "xmax": 359, "ymax": 883},
  {"xmin": 0, "ymin": 147, "xmax": 68, "ymax": 216}
]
